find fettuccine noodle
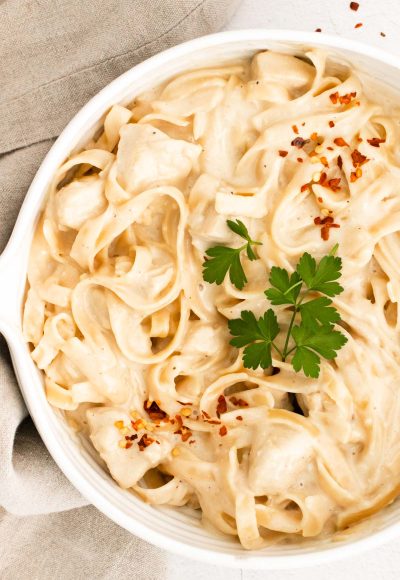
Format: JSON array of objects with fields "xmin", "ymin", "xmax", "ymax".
[{"xmin": 23, "ymin": 50, "xmax": 400, "ymax": 549}]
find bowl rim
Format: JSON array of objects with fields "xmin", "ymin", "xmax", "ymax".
[{"xmin": 3, "ymin": 28, "xmax": 400, "ymax": 569}]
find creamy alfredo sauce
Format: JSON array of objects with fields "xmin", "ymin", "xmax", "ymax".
[{"xmin": 23, "ymin": 50, "xmax": 400, "ymax": 549}]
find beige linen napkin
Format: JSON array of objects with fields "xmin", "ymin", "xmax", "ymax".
[{"xmin": 0, "ymin": 0, "xmax": 239, "ymax": 576}]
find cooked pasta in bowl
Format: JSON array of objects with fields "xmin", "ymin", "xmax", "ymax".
[{"xmin": 3, "ymin": 30, "xmax": 400, "ymax": 567}]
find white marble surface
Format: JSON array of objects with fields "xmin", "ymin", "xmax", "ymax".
[
  {"xmin": 165, "ymin": 1, "xmax": 400, "ymax": 578},
  {"xmin": 227, "ymin": 0, "xmax": 399, "ymax": 54}
]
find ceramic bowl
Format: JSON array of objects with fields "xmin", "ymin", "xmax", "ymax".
[{"xmin": 2, "ymin": 29, "xmax": 400, "ymax": 569}]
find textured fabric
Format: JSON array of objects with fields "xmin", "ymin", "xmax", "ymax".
[
  {"xmin": 0, "ymin": 506, "xmax": 164, "ymax": 580},
  {"xmin": 0, "ymin": 0, "xmax": 239, "ymax": 575}
]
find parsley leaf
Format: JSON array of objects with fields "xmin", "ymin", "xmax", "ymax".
[
  {"xmin": 203, "ymin": 246, "xmax": 247, "ymax": 288},
  {"xmin": 246, "ymin": 243, "xmax": 257, "ymax": 261},
  {"xmin": 202, "ymin": 220, "xmax": 262, "ymax": 290},
  {"xmin": 291, "ymin": 323, "xmax": 348, "ymax": 378},
  {"xmin": 299, "ymin": 297, "xmax": 340, "ymax": 326},
  {"xmin": 243, "ymin": 342, "xmax": 273, "ymax": 370},
  {"xmin": 228, "ymin": 309, "xmax": 279, "ymax": 370},
  {"xmin": 291, "ymin": 346, "xmax": 320, "ymax": 379},
  {"xmin": 296, "ymin": 252, "xmax": 344, "ymax": 296},
  {"xmin": 226, "ymin": 219, "xmax": 252, "ymax": 241},
  {"xmin": 265, "ymin": 268, "xmax": 302, "ymax": 305},
  {"xmin": 227, "ymin": 247, "xmax": 348, "ymax": 378}
]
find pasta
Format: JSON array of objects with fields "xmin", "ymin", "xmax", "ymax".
[{"xmin": 23, "ymin": 49, "xmax": 400, "ymax": 549}]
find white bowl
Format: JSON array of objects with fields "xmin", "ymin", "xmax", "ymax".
[{"xmin": 2, "ymin": 29, "xmax": 400, "ymax": 569}]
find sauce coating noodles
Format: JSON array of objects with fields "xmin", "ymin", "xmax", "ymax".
[{"xmin": 24, "ymin": 50, "xmax": 400, "ymax": 549}]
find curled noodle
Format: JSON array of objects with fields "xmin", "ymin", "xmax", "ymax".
[{"xmin": 23, "ymin": 50, "xmax": 400, "ymax": 548}]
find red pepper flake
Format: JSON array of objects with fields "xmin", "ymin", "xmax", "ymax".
[
  {"xmin": 330, "ymin": 92, "xmax": 339, "ymax": 104},
  {"xmin": 317, "ymin": 196, "xmax": 323, "ymax": 203},
  {"xmin": 321, "ymin": 226, "xmax": 330, "ymax": 240},
  {"xmin": 324, "ymin": 226, "xmax": 340, "ymax": 238},
  {"xmin": 380, "ymin": 32, "xmax": 386, "ymax": 37},
  {"xmin": 310, "ymin": 132, "xmax": 319, "ymax": 141},
  {"xmin": 131, "ymin": 419, "xmax": 145, "ymax": 431},
  {"xmin": 175, "ymin": 415, "xmax": 183, "ymax": 429},
  {"xmin": 219, "ymin": 426, "xmax": 228, "ymax": 437},
  {"xmin": 330, "ymin": 92, "xmax": 357, "ymax": 105},
  {"xmin": 291, "ymin": 136, "xmax": 309, "ymax": 149},
  {"xmin": 181, "ymin": 429, "xmax": 192, "ymax": 442},
  {"xmin": 125, "ymin": 441, "xmax": 133, "ymax": 449},
  {"xmin": 279, "ymin": 150, "xmax": 288, "ymax": 157},
  {"xmin": 301, "ymin": 183, "xmax": 310, "ymax": 193},
  {"xmin": 125, "ymin": 434, "xmax": 138, "ymax": 441},
  {"xmin": 236, "ymin": 416, "xmax": 243, "ymax": 421},
  {"xmin": 334, "ymin": 137, "xmax": 349, "ymax": 147},
  {"xmin": 355, "ymin": 22, "xmax": 363, "ymax": 28},
  {"xmin": 297, "ymin": 157, "xmax": 303, "ymax": 163},
  {"xmin": 216, "ymin": 395, "xmax": 227, "ymax": 418},
  {"xmin": 138, "ymin": 434, "xmax": 155, "ymax": 451},
  {"xmin": 327, "ymin": 146, "xmax": 334, "ymax": 151},
  {"xmin": 327, "ymin": 178, "xmax": 341, "ymax": 192},
  {"xmin": 350, "ymin": 2, "xmax": 359, "ymax": 11},
  {"xmin": 367, "ymin": 137, "xmax": 385, "ymax": 147},
  {"xmin": 329, "ymin": 120, "xmax": 335, "ymax": 128},
  {"xmin": 230, "ymin": 396, "xmax": 249, "ymax": 408},
  {"xmin": 314, "ymin": 215, "xmax": 340, "ymax": 241},
  {"xmin": 351, "ymin": 149, "xmax": 369, "ymax": 167},
  {"xmin": 202, "ymin": 411, "xmax": 221, "ymax": 425},
  {"xmin": 144, "ymin": 399, "xmax": 167, "ymax": 421},
  {"xmin": 337, "ymin": 155, "xmax": 343, "ymax": 169},
  {"xmin": 320, "ymin": 156, "xmax": 329, "ymax": 167},
  {"xmin": 318, "ymin": 172, "xmax": 328, "ymax": 186},
  {"xmin": 315, "ymin": 216, "xmax": 332, "ymax": 225},
  {"xmin": 292, "ymin": 124, "xmax": 299, "ymax": 134},
  {"xmin": 315, "ymin": 28, "xmax": 322, "ymax": 33},
  {"xmin": 174, "ymin": 423, "xmax": 192, "ymax": 442}
]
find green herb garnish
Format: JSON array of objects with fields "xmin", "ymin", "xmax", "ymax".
[
  {"xmin": 228, "ymin": 248, "xmax": 347, "ymax": 378},
  {"xmin": 202, "ymin": 220, "xmax": 262, "ymax": 290},
  {"xmin": 229, "ymin": 309, "xmax": 280, "ymax": 370}
]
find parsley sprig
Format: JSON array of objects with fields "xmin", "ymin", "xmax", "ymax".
[
  {"xmin": 227, "ymin": 245, "xmax": 348, "ymax": 378},
  {"xmin": 202, "ymin": 220, "xmax": 262, "ymax": 290}
]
